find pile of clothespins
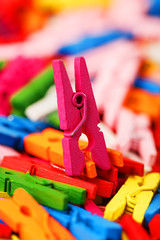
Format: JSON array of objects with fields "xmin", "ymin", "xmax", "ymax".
[{"xmin": 0, "ymin": 0, "xmax": 160, "ymax": 239}]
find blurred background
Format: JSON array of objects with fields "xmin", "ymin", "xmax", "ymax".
[{"xmin": 1, "ymin": 0, "xmax": 160, "ymax": 171}]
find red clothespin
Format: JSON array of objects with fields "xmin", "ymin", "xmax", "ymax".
[
  {"xmin": 154, "ymin": 113, "xmax": 160, "ymax": 150},
  {"xmin": 117, "ymin": 157, "xmax": 144, "ymax": 177},
  {"xmin": 0, "ymin": 223, "xmax": 12, "ymax": 239},
  {"xmin": 52, "ymin": 57, "xmax": 110, "ymax": 176},
  {"xmin": 148, "ymin": 214, "xmax": 160, "ymax": 239},
  {"xmin": 120, "ymin": 214, "xmax": 150, "ymax": 240}
]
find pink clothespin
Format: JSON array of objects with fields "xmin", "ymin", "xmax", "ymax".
[
  {"xmin": 107, "ymin": 0, "xmax": 160, "ymax": 39},
  {"xmin": 116, "ymin": 108, "xmax": 157, "ymax": 167},
  {"xmin": 65, "ymin": 40, "xmax": 141, "ymax": 129},
  {"xmin": 84, "ymin": 200, "xmax": 104, "ymax": 217},
  {"xmin": 52, "ymin": 57, "xmax": 110, "ymax": 176}
]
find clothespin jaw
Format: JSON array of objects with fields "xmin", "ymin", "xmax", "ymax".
[{"xmin": 52, "ymin": 57, "xmax": 110, "ymax": 176}]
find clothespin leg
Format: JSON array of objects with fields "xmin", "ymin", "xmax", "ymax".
[
  {"xmin": 75, "ymin": 57, "xmax": 110, "ymax": 170},
  {"xmin": 62, "ymin": 129, "xmax": 85, "ymax": 176}
]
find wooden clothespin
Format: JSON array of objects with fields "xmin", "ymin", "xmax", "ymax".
[
  {"xmin": 116, "ymin": 108, "xmax": 157, "ymax": 167},
  {"xmin": 0, "ymin": 57, "xmax": 46, "ymax": 116},
  {"xmin": 104, "ymin": 173, "xmax": 160, "ymax": 224},
  {"xmin": 24, "ymin": 128, "xmax": 97, "ymax": 178},
  {"xmin": 0, "ymin": 223, "xmax": 12, "ymax": 239},
  {"xmin": 1, "ymin": 158, "xmax": 87, "ymax": 205},
  {"xmin": 1, "ymin": 155, "xmax": 114, "ymax": 199},
  {"xmin": 0, "ymin": 188, "xmax": 75, "ymax": 240},
  {"xmin": 0, "ymin": 115, "xmax": 51, "ymax": 151},
  {"xmin": 1, "ymin": 155, "xmax": 97, "ymax": 199},
  {"xmin": 148, "ymin": 214, "xmax": 160, "ymax": 239},
  {"xmin": 144, "ymin": 186, "xmax": 160, "ymax": 226},
  {"xmin": 44, "ymin": 203, "xmax": 122, "ymax": 240},
  {"xmin": 52, "ymin": 57, "xmax": 110, "ymax": 176},
  {"xmin": 84, "ymin": 200, "xmax": 104, "ymax": 217},
  {"xmin": 120, "ymin": 214, "xmax": 150, "ymax": 240},
  {"xmin": 11, "ymin": 65, "xmax": 54, "ymax": 116},
  {"xmin": 25, "ymin": 86, "xmax": 58, "ymax": 122},
  {"xmin": 0, "ymin": 166, "xmax": 68, "ymax": 210}
]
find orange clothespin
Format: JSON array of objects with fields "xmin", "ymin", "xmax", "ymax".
[
  {"xmin": 0, "ymin": 188, "xmax": 75, "ymax": 240},
  {"xmin": 124, "ymin": 88, "xmax": 160, "ymax": 120},
  {"xmin": 52, "ymin": 57, "xmax": 110, "ymax": 176},
  {"xmin": 24, "ymin": 128, "xmax": 97, "ymax": 178}
]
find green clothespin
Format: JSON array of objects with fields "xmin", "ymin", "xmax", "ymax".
[
  {"xmin": 47, "ymin": 110, "xmax": 60, "ymax": 129},
  {"xmin": 0, "ymin": 166, "xmax": 86, "ymax": 206},
  {"xmin": 0, "ymin": 167, "xmax": 67, "ymax": 210},
  {"xmin": 26, "ymin": 170, "xmax": 86, "ymax": 205},
  {"xmin": 11, "ymin": 65, "xmax": 54, "ymax": 116}
]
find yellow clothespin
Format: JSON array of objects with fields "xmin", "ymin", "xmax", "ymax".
[
  {"xmin": 0, "ymin": 191, "xmax": 11, "ymax": 199},
  {"xmin": 11, "ymin": 235, "xmax": 21, "ymax": 240},
  {"xmin": 34, "ymin": 0, "xmax": 111, "ymax": 12},
  {"xmin": 104, "ymin": 173, "xmax": 160, "ymax": 224}
]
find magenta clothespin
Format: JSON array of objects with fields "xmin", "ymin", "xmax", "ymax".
[
  {"xmin": 0, "ymin": 56, "xmax": 47, "ymax": 115},
  {"xmin": 84, "ymin": 200, "xmax": 104, "ymax": 217},
  {"xmin": 52, "ymin": 57, "xmax": 110, "ymax": 176}
]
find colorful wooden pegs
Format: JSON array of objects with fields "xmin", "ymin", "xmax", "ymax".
[
  {"xmin": 1, "ymin": 155, "xmax": 115, "ymax": 199},
  {"xmin": 0, "ymin": 166, "xmax": 69, "ymax": 210},
  {"xmin": 44, "ymin": 203, "xmax": 122, "ymax": 240},
  {"xmin": 1, "ymin": 155, "xmax": 97, "ymax": 199},
  {"xmin": 0, "ymin": 158, "xmax": 87, "ymax": 205},
  {"xmin": 0, "ymin": 57, "xmax": 47, "ymax": 116},
  {"xmin": 24, "ymin": 128, "xmax": 97, "ymax": 178},
  {"xmin": 52, "ymin": 57, "xmax": 110, "ymax": 176},
  {"xmin": 0, "ymin": 188, "xmax": 75, "ymax": 240}
]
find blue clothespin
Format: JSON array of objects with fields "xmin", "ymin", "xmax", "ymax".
[
  {"xmin": 144, "ymin": 186, "xmax": 160, "ymax": 226},
  {"xmin": 44, "ymin": 203, "xmax": 122, "ymax": 240},
  {"xmin": 0, "ymin": 115, "xmax": 51, "ymax": 151},
  {"xmin": 58, "ymin": 30, "xmax": 134, "ymax": 55},
  {"xmin": 148, "ymin": 0, "xmax": 160, "ymax": 17},
  {"xmin": 134, "ymin": 77, "xmax": 160, "ymax": 94}
]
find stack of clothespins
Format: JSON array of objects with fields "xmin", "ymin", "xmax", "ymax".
[{"xmin": 0, "ymin": 0, "xmax": 160, "ymax": 239}]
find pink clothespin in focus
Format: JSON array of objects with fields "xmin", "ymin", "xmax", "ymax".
[{"xmin": 52, "ymin": 57, "xmax": 110, "ymax": 176}]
